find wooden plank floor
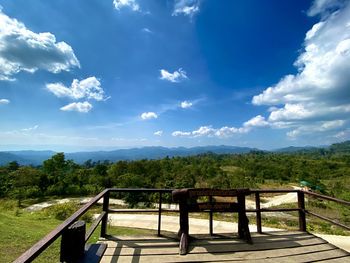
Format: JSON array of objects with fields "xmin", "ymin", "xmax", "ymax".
[{"xmin": 98, "ymin": 231, "xmax": 350, "ymax": 262}]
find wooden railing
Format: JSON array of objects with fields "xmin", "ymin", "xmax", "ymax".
[
  {"xmin": 14, "ymin": 188, "xmax": 172, "ymax": 263},
  {"xmin": 303, "ymin": 190, "xmax": 350, "ymax": 231},
  {"xmin": 249, "ymin": 189, "xmax": 303, "ymax": 233},
  {"xmin": 100, "ymin": 188, "xmax": 174, "ymax": 237},
  {"xmin": 250, "ymin": 189, "xmax": 350, "ymax": 233},
  {"xmin": 14, "ymin": 188, "xmax": 350, "ymax": 262}
]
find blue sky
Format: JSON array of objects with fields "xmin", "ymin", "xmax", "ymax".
[{"xmin": 0, "ymin": 0, "xmax": 350, "ymax": 151}]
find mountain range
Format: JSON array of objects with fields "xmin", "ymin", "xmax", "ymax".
[
  {"xmin": 0, "ymin": 146, "xmax": 254, "ymax": 165},
  {"xmin": 0, "ymin": 141, "xmax": 349, "ymax": 166}
]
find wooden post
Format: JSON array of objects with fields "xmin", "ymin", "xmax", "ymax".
[
  {"xmin": 157, "ymin": 192, "xmax": 162, "ymax": 237},
  {"xmin": 298, "ymin": 191, "xmax": 306, "ymax": 231},
  {"xmin": 60, "ymin": 220, "xmax": 86, "ymax": 263},
  {"xmin": 237, "ymin": 193, "xmax": 244, "ymax": 239},
  {"xmin": 179, "ymin": 232, "xmax": 188, "ymax": 255},
  {"xmin": 209, "ymin": 195, "xmax": 213, "ymax": 236},
  {"xmin": 101, "ymin": 191, "xmax": 110, "ymax": 238},
  {"xmin": 255, "ymin": 192, "xmax": 262, "ymax": 233},
  {"xmin": 237, "ymin": 191, "xmax": 252, "ymax": 244},
  {"xmin": 178, "ymin": 200, "xmax": 189, "ymax": 255},
  {"xmin": 178, "ymin": 200, "xmax": 189, "ymax": 237}
]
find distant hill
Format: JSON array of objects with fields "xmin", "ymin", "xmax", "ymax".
[
  {"xmin": 0, "ymin": 150, "xmax": 55, "ymax": 166},
  {"xmin": 0, "ymin": 146, "xmax": 255, "ymax": 165},
  {"xmin": 1, "ymin": 141, "xmax": 349, "ymax": 166},
  {"xmin": 65, "ymin": 145, "xmax": 256, "ymax": 164},
  {"xmin": 275, "ymin": 141, "xmax": 350, "ymax": 155},
  {"xmin": 329, "ymin": 140, "xmax": 350, "ymax": 154},
  {"xmin": 274, "ymin": 146, "xmax": 320, "ymax": 153},
  {"xmin": 0, "ymin": 152, "xmax": 28, "ymax": 165}
]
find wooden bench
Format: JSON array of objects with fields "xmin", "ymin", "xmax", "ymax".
[{"xmin": 172, "ymin": 188, "xmax": 252, "ymax": 255}]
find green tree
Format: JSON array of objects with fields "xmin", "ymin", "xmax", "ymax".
[{"xmin": 10, "ymin": 166, "xmax": 42, "ymax": 206}]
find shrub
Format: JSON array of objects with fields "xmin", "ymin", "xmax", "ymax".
[
  {"xmin": 44, "ymin": 202, "xmax": 79, "ymax": 220},
  {"xmin": 43, "ymin": 202, "xmax": 94, "ymax": 223},
  {"xmin": 81, "ymin": 211, "xmax": 93, "ymax": 223}
]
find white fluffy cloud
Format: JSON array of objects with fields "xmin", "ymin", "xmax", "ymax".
[
  {"xmin": 160, "ymin": 68, "xmax": 187, "ymax": 83},
  {"xmin": 287, "ymin": 120, "xmax": 346, "ymax": 139},
  {"xmin": 192, "ymin": 126, "xmax": 216, "ymax": 137},
  {"xmin": 307, "ymin": 0, "xmax": 346, "ymax": 17},
  {"xmin": 243, "ymin": 115, "xmax": 269, "ymax": 128},
  {"xmin": 172, "ymin": 131, "xmax": 192, "ymax": 137},
  {"xmin": 172, "ymin": 115, "xmax": 270, "ymax": 139},
  {"xmin": 0, "ymin": 10, "xmax": 79, "ymax": 81},
  {"xmin": 60, "ymin": 101, "xmax": 92, "ymax": 113},
  {"xmin": 154, "ymin": 130, "xmax": 163, "ymax": 136},
  {"xmin": 113, "ymin": 0, "xmax": 140, "ymax": 11},
  {"xmin": 180, "ymin": 100, "xmax": 193, "ymax": 109},
  {"xmin": 0, "ymin": 98, "xmax": 10, "ymax": 105},
  {"xmin": 251, "ymin": 1, "xmax": 350, "ymax": 139},
  {"xmin": 173, "ymin": 0, "xmax": 200, "ymax": 17},
  {"xmin": 141, "ymin": 112, "xmax": 158, "ymax": 120},
  {"xmin": 172, "ymin": 125, "xmax": 244, "ymax": 138},
  {"xmin": 172, "ymin": 121, "xmax": 268, "ymax": 138},
  {"xmin": 46, "ymin": 77, "xmax": 106, "ymax": 101}
]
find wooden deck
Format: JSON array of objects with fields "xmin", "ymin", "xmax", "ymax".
[{"xmin": 98, "ymin": 231, "xmax": 350, "ymax": 262}]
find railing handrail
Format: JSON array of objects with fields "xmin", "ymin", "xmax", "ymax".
[
  {"xmin": 14, "ymin": 188, "xmax": 173, "ymax": 262},
  {"xmin": 14, "ymin": 187, "xmax": 350, "ymax": 262},
  {"xmin": 108, "ymin": 188, "xmax": 173, "ymax": 193},
  {"xmin": 251, "ymin": 189, "xmax": 299, "ymax": 193},
  {"xmin": 303, "ymin": 190, "xmax": 350, "ymax": 206},
  {"xmin": 14, "ymin": 189, "xmax": 109, "ymax": 263}
]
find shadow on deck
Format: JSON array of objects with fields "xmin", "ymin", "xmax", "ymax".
[{"xmin": 98, "ymin": 231, "xmax": 350, "ymax": 262}]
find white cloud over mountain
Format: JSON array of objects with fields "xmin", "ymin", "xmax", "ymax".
[
  {"xmin": 251, "ymin": 0, "xmax": 350, "ymax": 139},
  {"xmin": 172, "ymin": 131, "xmax": 191, "ymax": 137},
  {"xmin": 172, "ymin": 115, "xmax": 267, "ymax": 138},
  {"xmin": 0, "ymin": 9, "xmax": 79, "ymax": 81}
]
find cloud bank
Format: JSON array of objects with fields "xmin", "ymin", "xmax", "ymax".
[
  {"xmin": 251, "ymin": 0, "xmax": 350, "ymax": 139},
  {"xmin": 172, "ymin": 115, "xmax": 268, "ymax": 138}
]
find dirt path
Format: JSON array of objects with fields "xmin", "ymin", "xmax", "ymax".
[
  {"xmin": 25, "ymin": 197, "xmax": 126, "ymax": 212},
  {"xmin": 26, "ymin": 187, "xmax": 301, "ymax": 212}
]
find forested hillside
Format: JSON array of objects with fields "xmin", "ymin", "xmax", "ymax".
[{"xmin": 1, "ymin": 141, "xmax": 350, "ymax": 204}]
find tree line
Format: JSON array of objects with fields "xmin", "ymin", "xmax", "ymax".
[{"xmin": 1, "ymin": 149, "xmax": 350, "ymax": 204}]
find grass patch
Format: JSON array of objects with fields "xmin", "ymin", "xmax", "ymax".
[
  {"xmin": 0, "ymin": 199, "xmax": 63, "ymax": 263},
  {"xmin": 0, "ymin": 199, "xmax": 159, "ymax": 263}
]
